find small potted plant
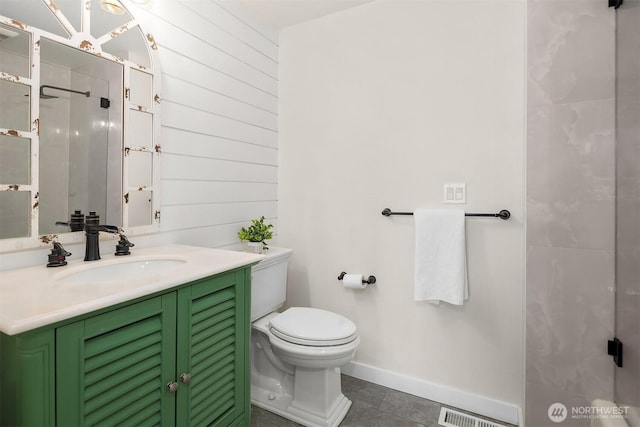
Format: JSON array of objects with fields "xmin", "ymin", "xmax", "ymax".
[{"xmin": 238, "ymin": 216, "xmax": 274, "ymax": 254}]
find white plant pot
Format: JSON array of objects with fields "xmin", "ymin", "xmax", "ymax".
[{"xmin": 246, "ymin": 241, "xmax": 263, "ymax": 254}]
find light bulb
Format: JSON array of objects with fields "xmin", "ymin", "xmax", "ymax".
[{"xmin": 100, "ymin": 0, "xmax": 126, "ymax": 15}]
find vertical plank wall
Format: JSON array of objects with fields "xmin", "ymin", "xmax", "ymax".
[{"xmin": 130, "ymin": 0, "xmax": 278, "ymax": 248}]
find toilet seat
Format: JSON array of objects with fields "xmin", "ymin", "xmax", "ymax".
[{"xmin": 269, "ymin": 307, "xmax": 357, "ymax": 347}]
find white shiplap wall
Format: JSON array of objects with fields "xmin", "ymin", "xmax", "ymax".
[{"xmin": 129, "ymin": 0, "xmax": 279, "ymax": 249}]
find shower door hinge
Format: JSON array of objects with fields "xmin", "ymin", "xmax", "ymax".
[
  {"xmin": 608, "ymin": 337, "xmax": 623, "ymax": 367},
  {"xmin": 100, "ymin": 97, "xmax": 110, "ymax": 109}
]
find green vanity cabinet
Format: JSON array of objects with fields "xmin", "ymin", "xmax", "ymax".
[{"xmin": 0, "ymin": 267, "xmax": 252, "ymax": 427}]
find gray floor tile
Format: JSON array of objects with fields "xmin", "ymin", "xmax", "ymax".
[
  {"xmin": 342, "ymin": 411, "xmax": 428, "ymax": 427},
  {"xmin": 341, "ymin": 400, "xmax": 384, "ymax": 425},
  {"xmin": 251, "ymin": 374, "xmax": 514, "ymax": 427},
  {"xmin": 341, "ymin": 375, "xmax": 388, "ymax": 409},
  {"xmin": 378, "ymin": 388, "xmax": 442, "ymax": 425},
  {"xmin": 251, "ymin": 405, "xmax": 302, "ymax": 427}
]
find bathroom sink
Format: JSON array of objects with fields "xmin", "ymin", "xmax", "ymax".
[{"xmin": 55, "ymin": 259, "xmax": 187, "ymax": 284}]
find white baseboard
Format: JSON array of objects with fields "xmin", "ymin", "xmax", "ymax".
[{"xmin": 342, "ymin": 361, "xmax": 520, "ymax": 426}]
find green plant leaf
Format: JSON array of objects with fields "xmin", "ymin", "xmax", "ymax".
[{"xmin": 237, "ymin": 216, "xmax": 274, "ymax": 248}]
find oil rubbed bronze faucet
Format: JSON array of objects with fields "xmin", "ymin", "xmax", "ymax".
[
  {"xmin": 53, "ymin": 210, "xmax": 135, "ymax": 262},
  {"xmin": 83, "ymin": 211, "xmax": 131, "ymax": 261}
]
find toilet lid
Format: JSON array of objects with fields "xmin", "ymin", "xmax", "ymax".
[{"xmin": 269, "ymin": 307, "xmax": 357, "ymax": 346}]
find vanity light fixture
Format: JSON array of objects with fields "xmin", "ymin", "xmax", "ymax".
[{"xmin": 100, "ymin": 0, "xmax": 126, "ymax": 15}]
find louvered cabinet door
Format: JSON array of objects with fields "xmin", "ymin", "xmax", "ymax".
[
  {"xmin": 56, "ymin": 294, "xmax": 178, "ymax": 427},
  {"xmin": 175, "ymin": 270, "xmax": 250, "ymax": 427}
]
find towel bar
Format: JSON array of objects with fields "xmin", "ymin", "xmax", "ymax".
[{"xmin": 381, "ymin": 208, "xmax": 511, "ymax": 220}]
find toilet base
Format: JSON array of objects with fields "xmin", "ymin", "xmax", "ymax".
[
  {"xmin": 250, "ymin": 312, "xmax": 357, "ymax": 427},
  {"xmin": 251, "ymin": 385, "xmax": 352, "ymax": 427}
]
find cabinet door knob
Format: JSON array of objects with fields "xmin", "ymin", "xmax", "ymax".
[
  {"xmin": 180, "ymin": 373, "xmax": 192, "ymax": 384},
  {"xmin": 166, "ymin": 381, "xmax": 179, "ymax": 393}
]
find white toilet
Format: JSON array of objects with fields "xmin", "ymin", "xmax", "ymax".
[{"xmin": 250, "ymin": 247, "xmax": 360, "ymax": 427}]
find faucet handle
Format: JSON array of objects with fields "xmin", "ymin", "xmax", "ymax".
[
  {"xmin": 54, "ymin": 241, "xmax": 71, "ymax": 256},
  {"xmin": 55, "ymin": 210, "xmax": 85, "ymax": 232},
  {"xmin": 115, "ymin": 234, "xmax": 134, "ymax": 256},
  {"xmin": 47, "ymin": 242, "xmax": 71, "ymax": 267}
]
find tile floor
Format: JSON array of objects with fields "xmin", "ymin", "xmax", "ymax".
[{"xmin": 251, "ymin": 374, "xmax": 517, "ymax": 427}]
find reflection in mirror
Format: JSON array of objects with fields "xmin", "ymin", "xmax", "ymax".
[
  {"xmin": 0, "ymin": 80, "xmax": 30, "ymax": 131},
  {"xmin": 54, "ymin": 0, "xmax": 83, "ymax": 33},
  {"xmin": 0, "ymin": 135, "xmax": 30, "ymax": 184},
  {"xmin": 128, "ymin": 190, "xmax": 152, "ymax": 227},
  {"xmin": 39, "ymin": 38, "xmax": 123, "ymax": 235},
  {"xmin": 128, "ymin": 151, "xmax": 152, "ymax": 187},
  {"xmin": 129, "ymin": 109, "xmax": 153, "ymax": 148},
  {"xmin": 0, "ymin": 1, "xmax": 70, "ymax": 39},
  {"xmin": 0, "ymin": 22, "xmax": 31, "ymax": 77},
  {"xmin": 0, "ymin": 134, "xmax": 31, "ymax": 238},
  {"xmin": 0, "ymin": 22, "xmax": 31, "ymax": 133},
  {"xmin": 0, "ymin": 21, "xmax": 32, "ymax": 241},
  {"xmin": 102, "ymin": 27, "xmax": 152, "ymax": 69},
  {"xmin": 90, "ymin": 0, "xmax": 133, "ymax": 39},
  {"xmin": 130, "ymin": 69, "xmax": 153, "ymax": 108},
  {"xmin": 0, "ymin": 191, "xmax": 31, "ymax": 239}
]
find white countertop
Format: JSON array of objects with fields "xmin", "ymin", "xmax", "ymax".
[{"xmin": 0, "ymin": 245, "xmax": 264, "ymax": 335}]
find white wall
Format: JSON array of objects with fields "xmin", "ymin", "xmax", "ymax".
[
  {"xmin": 278, "ymin": 0, "xmax": 525, "ymax": 420},
  {"xmin": 0, "ymin": 0, "xmax": 279, "ymax": 269}
]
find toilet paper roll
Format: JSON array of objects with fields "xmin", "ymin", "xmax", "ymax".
[{"xmin": 342, "ymin": 273, "xmax": 366, "ymax": 289}]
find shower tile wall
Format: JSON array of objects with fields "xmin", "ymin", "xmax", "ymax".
[
  {"xmin": 615, "ymin": 0, "xmax": 640, "ymax": 419},
  {"xmin": 526, "ymin": 1, "xmax": 616, "ymax": 426}
]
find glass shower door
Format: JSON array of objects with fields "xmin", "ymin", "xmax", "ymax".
[{"xmin": 614, "ymin": 0, "xmax": 640, "ymax": 424}]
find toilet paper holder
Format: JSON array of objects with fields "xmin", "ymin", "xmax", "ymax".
[{"xmin": 338, "ymin": 272, "xmax": 377, "ymax": 285}]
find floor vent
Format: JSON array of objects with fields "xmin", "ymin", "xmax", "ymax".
[{"xmin": 438, "ymin": 407, "xmax": 507, "ymax": 427}]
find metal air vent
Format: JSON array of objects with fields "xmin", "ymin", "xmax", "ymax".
[{"xmin": 439, "ymin": 408, "xmax": 507, "ymax": 427}]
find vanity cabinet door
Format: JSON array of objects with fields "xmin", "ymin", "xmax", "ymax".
[
  {"xmin": 175, "ymin": 270, "xmax": 250, "ymax": 427},
  {"xmin": 56, "ymin": 294, "xmax": 178, "ymax": 427},
  {"xmin": 0, "ymin": 328, "xmax": 55, "ymax": 426}
]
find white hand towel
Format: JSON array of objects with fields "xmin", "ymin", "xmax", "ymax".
[{"xmin": 414, "ymin": 208, "xmax": 468, "ymax": 305}]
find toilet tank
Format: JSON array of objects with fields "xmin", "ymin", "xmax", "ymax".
[{"xmin": 250, "ymin": 247, "xmax": 293, "ymax": 321}]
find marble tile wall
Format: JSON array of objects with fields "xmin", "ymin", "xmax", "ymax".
[
  {"xmin": 526, "ymin": 1, "xmax": 617, "ymax": 425},
  {"xmin": 615, "ymin": 0, "xmax": 640, "ymax": 416}
]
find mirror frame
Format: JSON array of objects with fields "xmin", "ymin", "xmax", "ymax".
[{"xmin": 0, "ymin": 0, "xmax": 161, "ymax": 252}]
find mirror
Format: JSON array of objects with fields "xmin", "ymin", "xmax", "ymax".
[
  {"xmin": 39, "ymin": 38, "xmax": 124, "ymax": 235},
  {"xmin": 0, "ymin": 0, "xmax": 160, "ymax": 249}
]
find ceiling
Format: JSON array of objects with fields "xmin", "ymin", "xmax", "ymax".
[{"xmin": 232, "ymin": 0, "xmax": 374, "ymax": 30}]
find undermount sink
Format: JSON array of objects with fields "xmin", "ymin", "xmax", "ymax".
[{"xmin": 56, "ymin": 259, "xmax": 187, "ymax": 284}]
